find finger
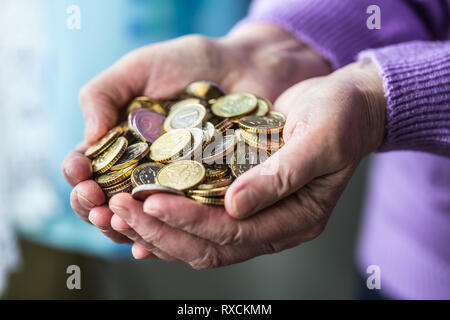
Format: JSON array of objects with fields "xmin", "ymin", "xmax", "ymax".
[
  {"xmin": 73, "ymin": 180, "xmax": 106, "ymax": 212},
  {"xmin": 110, "ymin": 193, "xmax": 272, "ymax": 269},
  {"xmin": 62, "ymin": 150, "xmax": 92, "ymax": 186},
  {"xmin": 70, "ymin": 189, "xmax": 91, "ymax": 224},
  {"xmin": 144, "ymin": 192, "xmax": 323, "ymax": 247},
  {"xmin": 225, "ymin": 132, "xmax": 322, "ymax": 219},
  {"xmin": 131, "ymin": 243, "xmax": 154, "ymax": 260},
  {"xmin": 110, "ymin": 213, "xmax": 178, "ymax": 263},
  {"xmin": 89, "ymin": 206, "xmax": 132, "ymax": 244}
]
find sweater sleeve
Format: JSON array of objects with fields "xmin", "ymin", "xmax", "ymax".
[
  {"xmin": 233, "ymin": 0, "xmax": 435, "ymax": 69},
  {"xmin": 358, "ymin": 41, "xmax": 450, "ymax": 156}
]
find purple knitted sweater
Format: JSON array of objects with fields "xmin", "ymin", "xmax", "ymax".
[{"xmin": 237, "ymin": 0, "xmax": 450, "ymax": 299}]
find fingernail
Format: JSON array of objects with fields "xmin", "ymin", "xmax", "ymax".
[
  {"xmin": 143, "ymin": 202, "xmax": 160, "ymax": 217},
  {"xmin": 232, "ymin": 188, "xmax": 258, "ymax": 218},
  {"xmin": 110, "ymin": 204, "xmax": 128, "ymax": 215},
  {"xmin": 78, "ymin": 193, "xmax": 95, "ymax": 210},
  {"xmin": 64, "ymin": 168, "xmax": 79, "ymax": 183}
]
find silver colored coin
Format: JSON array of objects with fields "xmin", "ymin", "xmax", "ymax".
[
  {"xmin": 131, "ymin": 184, "xmax": 185, "ymax": 201},
  {"xmin": 131, "ymin": 162, "xmax": 163, "ymax": 187},
  {"xmin": 164, "ymin": 103, "xmax": 206, "ymax": 132},
  {"xmin": 202, "ymin": 122, "xmax": 217, "ymax": 144},
  {"xmin": 173, "ymin": 128, "xmax": 204, "ymax": 161},
  {"xmin": 202, "ymin": 135, "xmax": 236, "ymax": 164}
]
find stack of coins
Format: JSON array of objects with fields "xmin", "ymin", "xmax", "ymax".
[{"xmin": 85, "ymin": 80, "xmax": 286, "ymax": 205}]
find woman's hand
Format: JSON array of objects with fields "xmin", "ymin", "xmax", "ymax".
[
  {"xmin": 61, "ymin": 23, "xmax": 331, "ymax": 245},
  {"xmin": 108, "ymin": 60, "xmax": 387, "ymax": 267}
]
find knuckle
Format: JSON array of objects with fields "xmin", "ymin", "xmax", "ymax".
[
  {"xmin": 140, "ymin": 223, "xmax": 164, "ymax": 245},
  {"xmin": 190, "ymin": 247, "xmax": 222, "ymax": 270},
  {"xmin": 219, "ymin": 223, "xmax": 246, "ymax": 246},
  {"xmin": 273, "ymin": 164, "xmax": 297, "ymax": 198}
]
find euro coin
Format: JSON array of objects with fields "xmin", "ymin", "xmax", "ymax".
[
  {"xmin": 267, "ymin": 111, "xmax": 286, "ymax": 123},
  {"xmin": 197, "ymin": 175, "xmax": 233, "ymax": 190},
  {"xmin": 238, "ymin": 115, "xmax": 284, "ymax": 134},
  {"xmin": 183, "ymin": 80, "xmax": 225, "ymax": 101},
  {"xmin": 215, "ymin": 118, "xmax": 233, "ymax": 134},
  {"xmin": 202, "ymin": 122, "xmax": 217, "ymax": 144},
  {"xmin": 168, "ymin": 98, "xmax": 201, "ymax": 115},
  {"xmin": 202, "ymin": 135, "xmax": 236, "ymax": 164},
  {"xmin": 229, "ymin": 143, "xmax": 266, "ymax": 178},
  {"xmin": 150, "ymin": 129, "xmax": 192, "ymax": 163},
  {"xmin": 205, "ymin": 164, "xmax": 228, "ymax": 180},
  {"xmin": 110, "ymin": 142, "xmax": 150, "ymax": 171},
  {"xmin": 254, "ymin": 97, "xmax": 271, "ymax": 116},
  {"xmin": 189, "ymin": 195, "xmax": 224, "ymax": 206},
  {"xmin": 92, "ymin": 137, "xmax": 128, "ymax": 174},
  {"xmin": 132, "ymin": 184, "xmax": 184, "ymax": 201},
  {"xmin": 211, "ymin": 93, "xmax": 257, "ymax": 118},
  {"xmin": 103, "ymin": 178, "xmax": 132, "ymax": 198},
  {"xmin": 132, "ymin": 109, "xmax": 165, "ymax": 142},
  {"xmin": 156, "ymin": 160, "xmax": 206, "ymax": 191},
  {"xmin": 163, "ymin": 103, "xmax": 206, "ymax": 132},
  {"xmin": 95, "ymin": 163, "xmax": 137, "ymax": 187},
  {"xmin": 127, "ymin": 96, "xmax": 166, "ymax": 116},
  {"xmin": 242, "ymin": 131, "xmax": 285, "ymax": 151},
  {"xmin": 172, "ymin": 128, "xmax": 204, "ymax": 161},
  {"xmin": 188, "ymin": 186, "xmax": 229, "ymax": 197},
  {"xmin": 131, "ymin": 162, "xmax": 164, "ymax": 187},
  {"xmin": 84, "ymin": 126, "xmax": 123, "ymax": 159}
]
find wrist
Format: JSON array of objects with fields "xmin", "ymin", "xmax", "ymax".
[
  {"xmin": 335, "ymin": 61, "xmax": 387, "ymax": 156},
  {"xmin": 218, "ymin": 23, "xmax": 332, "ymax": 99}
]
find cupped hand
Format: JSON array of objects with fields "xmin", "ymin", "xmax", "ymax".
[
  {"xmin": 109, "ymin": 60, "xmax": 386, "ymax": 268},
  {"xmin": 62, "ymin": 23, "xmax": 331, "ymax": 244}
]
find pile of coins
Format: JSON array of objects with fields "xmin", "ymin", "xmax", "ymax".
[{"xmin": 85, "ymin": 80, "xmax": 286, "ymax": 205}]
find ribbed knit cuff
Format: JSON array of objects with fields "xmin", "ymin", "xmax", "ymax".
[
  {"xmin": 233, "ymin": 0, "xmax": 430, "ymax": 69},
  {"xmin": 359, "ymin": 41, "xmax": 450, "ymax": 156}
]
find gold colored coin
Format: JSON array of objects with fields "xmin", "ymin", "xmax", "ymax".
[
  {"xmin": 84, "ymin": 126, "xmax": 123, "ymax": 159},
  {"xmin": 103, "ymin": 178, "xmax": 132, "ymax": 198},
  {"xmin": 92, "ymin": 137, "xmax": 128, "ymax": 174},
  {"xmin": 241, "ymin": 130, "xmax": 285, "ymax": 151},
  {"xmin": 150, "ymin": 129, "xmax": 192, "ymax": 163},
  {"xmin": 215, "ymin": 118, "xmax": 233, "ymax": 134},
  {"xmin": 156, "ymin": 160, "xmax": 206, "ymax": 191},
  {"xmin": 127, "ymin": 96, "xmax": 166, "ymax": 116},
  {"xmin": 197, "ymin": 175, "xmax": 233, "ymax": 190},
  {"xmin": 267, "ymin": 111, "xmax": 286, "ymax": 123},
  {"xmin": 254, "ymin": 97, "xmax": 271, "ymax": 116},
  {"xmin": 238, "ymin": 116, "xmax": 284, "ymax": 134},
  {"xmin": 95, "ymin": 163, "xmax": 137, "ymax": 187},
  {"xmin": 188, "ymin": 186, "xmax": 229, "ymax": 197},
  {"xmin": 229, "ymin": 143, "xmax": 267, "ymax": 178},
  {"xmin": 205, "ymin": 164, "xmax": 228, "ymax": 180},
  {"xmin": 189, "ymin": 195, "xmax": 224, "ymax": 206},
  {"xmin": 110, "ymin": 142, "xmax": 149, "ymax": 170},
  {"xmin": 211, "ymin": 93, "xmax": 257, "ymax": 118},
  {"xmin": 183, "ymin": 80, "xmax": 225, "ymax": 101},
  {"xmin": 163, "ymin": 103, "xmax": 206, "ymax": 132}
]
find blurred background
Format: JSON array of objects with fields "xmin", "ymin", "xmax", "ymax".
[{"xmin": 0, "ymin": 0, "xmax": 370, "ymax": 299}]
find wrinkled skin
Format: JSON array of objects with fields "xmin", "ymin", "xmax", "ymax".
[{"xmin": 62, "ymin": 23, "xmax": 386, "ymax": 268}]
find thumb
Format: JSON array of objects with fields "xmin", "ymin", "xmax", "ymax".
[
  {"xmin": 225, "ymin": 128, "xmax": 323, "ymax": 219},
  {"xmin": 81, "ymin": 93, "xmax": 119, "ymax": 143}
]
